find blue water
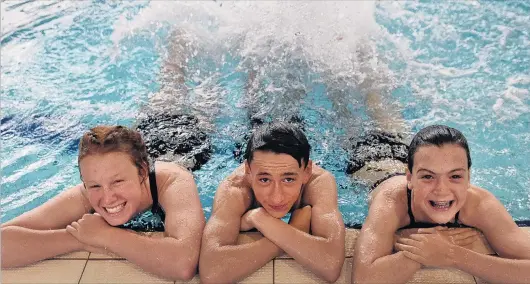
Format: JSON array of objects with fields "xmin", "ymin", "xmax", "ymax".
[{"xmin": 2, "ymin": 1, "xmax": 529, "ymax": 225}]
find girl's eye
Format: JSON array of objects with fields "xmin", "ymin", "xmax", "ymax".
[
  {"xmin": 259, "ymin": 178, "xmax": 270, "ymax": 183},
  {"xmin": 284, "ymin": 178, "xmax": 295, "ymax": 183},
  {"xmin": 114, "ymin": 179, "xmax": 124, "ymax": 184},
  {"xmin": 451, "ymin": 175, "xmax": 462, "ymax": 179},
  {"xmin": 421, "ymin": 175, "xmax": 433, "ymax": 180},
  {"xmin": 89, "ymin": 185, "xmax": 101, "ymax": 189}
]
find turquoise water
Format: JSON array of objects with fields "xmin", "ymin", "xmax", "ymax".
[{"xmin": 1, "ymin": 1, "xmax": 529, "ymax": 225}]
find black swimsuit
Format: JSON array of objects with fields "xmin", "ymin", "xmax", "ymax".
[{"xmin": 117, "ymin": 163, "xmax": 166, "ymax": 232}]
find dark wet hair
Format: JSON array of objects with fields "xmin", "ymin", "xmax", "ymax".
[
  {"xmin": 244, "ymin": 121, "xmax": 311, "ymax": 168},
  {"xmin": 78, "ymin": 125, "xmax": 149, "ymax": 179},
  {"xmin": 408, "ymin": 125, "xmax": 472, "ymax": 171}
]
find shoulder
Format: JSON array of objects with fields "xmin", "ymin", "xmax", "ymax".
[
  {"xmin": 367, "ymin": 175, "xmax": 409, "ymax": 227},
  {"xmin": 153, "ymin": 161, "xmax": 196, "ymax": 197},
  {"xmin": 460, "ymin": 185, "xmax": 506, "ymax": 226},
  {"xmin": 212, "ymin": 164, "xmax": 253, "ymax": 213},
  {"xmin": 308, "ymin": 165, "xmax": 336, "ymax": 186}
]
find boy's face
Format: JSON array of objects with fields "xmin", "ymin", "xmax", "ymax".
[{"xmin": 245, "ymin": 150, "xmax": 312, "ymax": 218}]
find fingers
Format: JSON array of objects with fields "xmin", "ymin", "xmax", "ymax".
[
  {"xmin": 71, "ymin": 221, "xmax": 80, "ymax": 230},
  {"xmin": 66, "ymin": 225, "xmax": 76, "ymax": 235},
  {"xmin": 397, "ymin": 237, "xmax": 422, "ymax": 248},
  {"xmin": 452, "ymin": 232, "xmax": 479, "ymax": 246},
  {"xmin": 445, "ymin": 228, "xmax": 476, "ymax": 236},
  {"xmin": 417, "ymin": 227, "xmax": 438, "ymax": 234},
  {"xmin": 402, "ymin": 250, "xmax": 424, "ymax": 264},
  {"xmin": 408, "ymin": 233, "xmax": 427, "ymax": 242},
  {"xmin": 395, "ymin": 243, "xmax": 423, "ymax": 256}
]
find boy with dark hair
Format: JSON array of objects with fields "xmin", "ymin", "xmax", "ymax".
[{"xmin": 199, "ymin": 122, "xmax": 345, "ymax": 283}]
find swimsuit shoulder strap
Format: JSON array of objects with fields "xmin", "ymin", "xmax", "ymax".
[
  {"xmin": 407, "ymin": 188, "xmax": 416, "ymax": 225},
  {"xmin": 148, "ymin": 162, "xmax": 162, "ymax": 214}
]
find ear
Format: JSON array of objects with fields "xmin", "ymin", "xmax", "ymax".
[
  {"xmin": 303, "ymin": 160, "xmax": 313, "ymax": 183},
  {"xmin": 406, "ymin": 168, "xmax": 413, "ymax": 189}
]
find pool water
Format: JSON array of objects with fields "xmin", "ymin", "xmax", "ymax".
[{"xmin": 1, "ymin": 1, "xmax": 529, "ymax": 225}]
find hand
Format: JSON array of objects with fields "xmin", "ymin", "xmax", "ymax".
[
  {"xmin": 395, "ymin": 227, "xmax": 457, "ymax": 268},
  {"xmin": 66, "ymin": 213, "xmax": 113, "ymax": 248},
  {"xmin": 437, "ymin": 227, "xmax": 479, "ymax": 247},
  {"xmin": 289, "ymin": 205, "xmax": 312, "ymax": 233},
  {"xmin": 240, "ymin": 207, "xmax": 267, "ymax": 232}
]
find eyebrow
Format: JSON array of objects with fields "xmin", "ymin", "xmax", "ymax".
[
  {"xmin": 256, "ymin": 172, "xmax": 299, "ymax": 176},
  {"xmin": 416, "ymin": 168, "xmax": 466, "ymax": 174}
]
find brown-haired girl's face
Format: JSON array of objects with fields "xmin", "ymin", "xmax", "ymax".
[
  {"xmin": 79, "ymin": 152, "xmax": 147, "ymax": 226},
  {"xmin": 406, "ymin": 144, "xmax": 470, "ymax": 224}
]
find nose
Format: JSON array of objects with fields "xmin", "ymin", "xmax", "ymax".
[
  {"xmin": 270, "ymin": 182, "xmax": 284, "ymax": 205},
  {"xmin": 433, "ymin": 178, "xmax": 450, "ymax": 194},
  {"xmin": 101, "ymin": 186, "xmax": 117, "ymax": 204}
]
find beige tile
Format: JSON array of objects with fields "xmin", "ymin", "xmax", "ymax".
[
  {"xmin": 54, "ymin": 251, "xmax": 90, "ymax": 259},
  {"xmin": 345, "ymin": 229, "xmax": 360, "ymax": 258},
  {"xmin": 79, "ymin": 260, "xmax": 173, "ymax": 284},
  {"xmin": 2, "ymin": 259, "xmax": 86, "ymax": 284},
  {"xmin": 175, "ymin": 275, "xmax": 200, "ymax": 284},
  {"xmin": 274, "ymin": 257, "xmax": 352, "ymax": 284},
  {"xmin": 407, "ymin": 268, "xmax": 475, "ymax": 284},
  {"xmin": 240, "ymin": 261, "xmax": 273, "ymax": 284},
  {"xmin": 88, "ymin": 251, "xmax": 125, "ymax": 260}
]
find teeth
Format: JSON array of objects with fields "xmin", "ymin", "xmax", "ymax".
[
  {"xmin": 105, "ymin": 203, "xmax": 125, "ymax": 214},
  {"xmin": 430, "ymin": 200, "xmax": 453, "ymax": 208}
]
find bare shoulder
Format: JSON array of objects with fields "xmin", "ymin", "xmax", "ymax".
[
  {"xmin": 211, "ymin": 164, "xmax": 252, "ymax": 214},
  {"xmin": 460, "ymin": 185, "xmax": 508, "ymax": 227},
  {"xmin": 367, "ymin": 175, "xmax": 409, "ymax": 228},
  {"xmin": 370, "ymin": 175, "xmax": 408, "ymax": 205},
  {"xmin": 154, "ymin": 161, "xmax": 195, "ymax": 192},
  {"xmin": 307, "ymin": 165, "xmax": 336, "ymax": 187}
]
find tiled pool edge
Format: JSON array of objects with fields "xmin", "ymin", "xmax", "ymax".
[{"xmin": 3, "ymin": 227, "xmax": 528, "ymax": 284}]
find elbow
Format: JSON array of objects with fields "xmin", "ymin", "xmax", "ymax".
[
  {"xmin": 321, "ymin": 259, "xmax": 344, "ymax": 283},
  {"xmin": 174, "ymin": 261, "xmax": 197, "ymax": 281},
  {"xmin": 351, "ymin": 264, "xmax": 371, "ymax": 284}
]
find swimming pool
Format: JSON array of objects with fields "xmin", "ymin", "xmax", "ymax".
[{"xmin": 2, "ymin": 1, "xmax": 529, "ymax": 226}]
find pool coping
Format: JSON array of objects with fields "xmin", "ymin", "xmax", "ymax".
[{"xmin": 3, "ymin": 227, "xmax": 528, "ymax": 283}]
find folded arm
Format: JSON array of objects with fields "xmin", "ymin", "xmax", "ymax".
[
  {"xmin": 1, "ymin": 184, "xmax": 91, "ymax": 268},
  {"xmin": 352, "ymin": 184, "xmax": 421, "ymax": 284},
  {"xmin": 452, "ymin": 191, "xmax": 530, "ymax": 283},
  {"xmin": 252, "ymin": 171, "xmax": 345, "ymax": 282},
  {"xmin": 199, "ymin": 170, "xmax": 281, "ymax": 284},
  {"xmin": 102, "ymin": 166, "xmax": 204, "ymax": 281}
]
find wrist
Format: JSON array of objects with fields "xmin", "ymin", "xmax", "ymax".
[
  {"xmin": 448, "ymin": 243, "xmax": 465, "ymax": 268},
  {"xmin": 252, "ymin": 208, "xmax": 271, "ymax": 231}
]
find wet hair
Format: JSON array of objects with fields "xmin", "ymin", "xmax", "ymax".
[
  {"xmin": 407, "ymin": 125, "xmax": 472, "ymax": 171},
  {"xmin": 78, "ymin": 125, "xmax": 149, "ymax": 179},
  {"xmin": 244, "ymin": 122, "xmax": 311, "ymax": 168}
]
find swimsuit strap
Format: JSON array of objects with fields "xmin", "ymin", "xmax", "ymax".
[
  {"xmin": 454, "ymin": 211, "xmax": 460, "ymax": 225},
  {"xmin": 406, "ymin": 188, "xmax": 416, "ymax": 225},
  {"xmin": 148, "ymin": 163, "xmax": 162, "ymax": 215}
]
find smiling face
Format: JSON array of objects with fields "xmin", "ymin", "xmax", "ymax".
[
  {"xmin": 79, "ymin": 152, "xmax": 149, "ymax": 226},
  {"xmin": 406, "ymin": 144, "xmax": 471, "ymax": 224},
  {"xmin": 245, "ymin": 151, "xmax": 312, "ymax": 218}
]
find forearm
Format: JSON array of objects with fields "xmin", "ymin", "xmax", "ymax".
[
  {"xmin": 255, "ymin": 215, "xmax": 344, "ymax": 282},
  {"xmin": 104, "ymin": 229, "xmax": 198, "ymax": 281},
  {"xmin": 200, "ymin": 237, "xmax": 281, "ymax": 284},
  {"xmin": 453, "ymin": 246, "xmax": 530, "ymax": 284},
  {"xmin": 353, "ymin": 252, "xmax": 421, "ymax": 284},
  {"xmin": 1, "ymin": 226, "xmax": 82, "ymax": 268}
]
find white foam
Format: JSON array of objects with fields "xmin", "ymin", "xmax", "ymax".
[{"xmin": 110, "ymin": 1, "xmax": 379, "ymax": 75}]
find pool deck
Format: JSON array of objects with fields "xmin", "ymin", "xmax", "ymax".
[{"xmin": 3, "ymin": 227, "xmax": 529, "ymax": 284}]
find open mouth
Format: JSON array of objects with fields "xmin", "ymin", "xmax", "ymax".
[
  {"xmin": 104, "ymin": 202, "xmax": 126, "ymax": 214},
  {"xmin": 429, "ymin": 200, "xmax": 454, "ymax": 210}
]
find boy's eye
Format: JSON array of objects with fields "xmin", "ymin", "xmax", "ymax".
[
  {"xmin": 258, "ymin": 178, "xmax": 270, "ymax": 183},
  {"xmin": 421, "ymin": 175, "xmax": 433, "ymax": 180},
  {"xmin": 114, "ymin": 179, "xmax": 124, "ymax": 184},
  {"xmin": 88, "ymin": 185, "xmax": 101, "ymax": 189},
  {"xmin": 451, "ymin": 175, "xmax": 462, "ymax": 179},
  {"xmin": 284, "ymin": 178, "xmax": 295, "ymax": 183}
]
